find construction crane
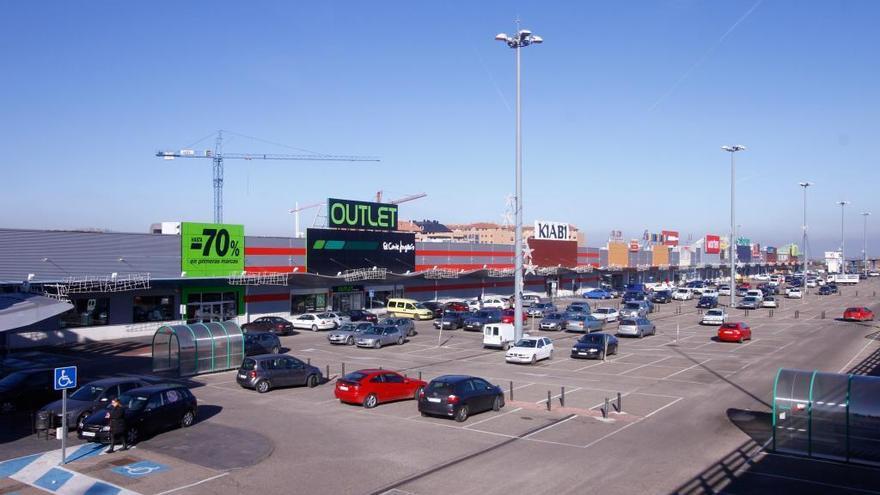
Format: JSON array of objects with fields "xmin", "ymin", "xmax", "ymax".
[
  {"xmin": 157, "ymin": 130, "xmax": 379, "ymax": 223},
  {"xmin": 288, "ymin": 202, "xmax": 324, "ymax": 238},
  {"xmin": 375, "ymin": 191, "xmax": 427, "ymax": 205}
]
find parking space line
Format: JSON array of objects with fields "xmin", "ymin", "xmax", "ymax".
[
  {"xmin": 581, "ymin": 396, "xmax": 683, "ymax": 449},
  {"xmin": 463, "ymin": 407, "xmax": 523, "ymax": 429},
  {"xmin": 619, "ymin": 356, "xmax": 673, "ymax": 375},
  {"xmin": 662, "ymin": 358, "xmax": 712, "ymax": 379},
  {"xmin": 536, "ymin": 387, "xmax": 581, "ymax": 405},
  {"xmin": 154, "ymin": 473, "xmax": 230, "ymax": 495},
  {"xmin": 521, "ymin": 414, "xmax": 578, "ymax": 439}
]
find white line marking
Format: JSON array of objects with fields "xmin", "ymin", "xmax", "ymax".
[
  {"xmin": 839, "ymin": 335, "xmax": 880, "ymax": 373},
  {"xmin": 154, "ymin": 473, "xmax": 230, "ymax": 495},
  {"xmin": 464, "ymin": 407, "xmax": 523, "ymax": 429},
  {"xmin": 662, "ymin": 359, "xmax": 712, "ymax": 379},
  {"xmin": 619, "ymin": 356, "xmax": 673, "ymax": 375},
  {"xmin": 521, "ymin": 414, "xmax": 579, "ymax": 439}
]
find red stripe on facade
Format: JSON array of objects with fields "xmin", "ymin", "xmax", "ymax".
[
  {"xmin": 245, "ymin": 293, "xmax": 289, "ymax": 303},
  {"xmin": 245, "ymin": 247, "xmax": 306, "ymax": 256},
  {"xmin": 415, "ymin": 263, "xmax": 514, "ymax": 271},
  {"xmin": 417, "ymin": 250, "xmax": 514, "ymax": 257},
  {"xmin": 244, "ymin": 266, "xmax": 306, "ymax": 273},
  {"xmin": 577, "ymin": 253, "xmax": 599, "ymax": 258}
]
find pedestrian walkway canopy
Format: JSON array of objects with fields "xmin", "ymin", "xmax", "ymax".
[
  {"xmin": 773, "ymin": 368, "xmax": 880, "ymax": 466},
  {"xmin": 151, "ymin": 321, "xmax": 244, "ymax": 376}
]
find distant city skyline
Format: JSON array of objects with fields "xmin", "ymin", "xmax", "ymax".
[{"xmin": 1, "ymin": 1, "xmax": 877, "ymax": 259}]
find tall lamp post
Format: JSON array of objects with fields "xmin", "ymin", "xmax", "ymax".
[
  {"xmin": 838, "ymin": 201, "xmax": 850, "ymax": 274},
  {"xmin": 863, "ymin": 212, "xmax": 871, "ymax": 277},
  {"xmin": 496, "ymin": 27, "xmax": 542, "ymax": 341},
  {"xmin": 722, "ymin": 145, "xmax": 746, "ymax": 308},
  {"xmin": 798, "ymin": 182, "xmax": 811, "ymax": 275}
]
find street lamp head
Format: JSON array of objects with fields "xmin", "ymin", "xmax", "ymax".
[
  {"xmin": 863, "ymin": 212, "xmax": 871, "ymax": 216},
  {"xmin": 798, "ymin": 181, "xmax": 812, "ymax": 187},
  {"xmin": 495, "ymin": 33, "xmax": 510, "ymax": 42},
  {"xmin": 530, "ymin": 35, "xmax": 544, "ymax": 44},
  {"xmin": 838, "ymin": 200, "xmax": 850, "ymax": 206},
  {"xmin": 518, "ymin": 29, "xmax": 532, "ymax": 38},
  {"xmin": 721, "ymin": 145, "xmax": 747, "ymax": 152}
]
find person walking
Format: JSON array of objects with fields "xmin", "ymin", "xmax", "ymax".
[{"xmin": 105, "ymin": 398, "xmax": 128, "ymax": 453}]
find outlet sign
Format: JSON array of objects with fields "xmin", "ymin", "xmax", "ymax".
[
  {"xmin": 181, "ymin": 222, "xmax": 245, "ymax": 277},
  {"xmin": 328, "ymin": 198, "xmax": 398, "ymax": 231},
  {"xmin": 534, "ymin": 221, "xmax": 569, "ymax": 241}
]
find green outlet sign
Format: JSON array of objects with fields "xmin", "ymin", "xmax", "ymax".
[
  {"xmin": 181, "ymin": 222, "xmax": 245, "ymax": 277},
  {"xmin": 327, "ymin": 198, "xmax": 398, "ymax": 231}
]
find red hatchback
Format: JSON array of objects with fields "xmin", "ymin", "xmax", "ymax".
[
  {"xmin": 334, "ymin": 369, "xmax": 427, "ymax": 409},
  {"xmin": 501, "ymin": 309, "xmax": 528, "ymax": 324},
  {"xmin": 717, "ymin": 322, "xmax": 752, "ymax": 343},
  {"xmin": 843, "ymin": 307, "xmax": 875, "ymax": 322},
  {"xmin": 444, "ymin": 301, "xmax": 469, "ymax": 313}
]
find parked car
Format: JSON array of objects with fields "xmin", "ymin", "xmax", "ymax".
[
  {"xmin": 827, "ymin": 283, "xmax": 839, "ymax": 294},
  {"xmin": 501, "ymin": 308, "xmax": 528, "ymax": 324},
  {"xmin": 41, "ymin": 376, "xmax": 161, "ymax": 430},
  {"xmin": 788, "ymin": 288, "xmax": 804, "ymax": 298},
  {"xmin": 482, "ymin": 323, "xmax": 517, "ymax": 350},
  {"xmin": 701, "ymin": 289, "xmax": 720, "ymax": 299},
  {"xmin": 762, "ymin": 296, "xmax": 779, "ymax": 308},
  {"xmin": 323, "ymin": 312, "xmax": 348, "ymax": 328},
  {"xmin": 672, "ymin": 288, "xmax": 693, "ymax": 301},
  {"xmin": 387, "ymin": 298, "xmax": 434, "ymax": 320},
  {"xmin": 481, "ymin": 296, "xmax": 511, "ymax": 310},
  {"xmin": 565, "ymin": 302, "xmax": 592, "ymax": 314},
  {"xmin": 346, "ymin": 309, "xmax": 378, "ymax": 323},
  {"xmin": 584, "ymin": 288, "xmax": 612, "ymax": 300},
  {"xmin": 651, "ymin": 290, "xmax": 672, "ymax": 304},
  {"xmin": 718, "ymin": 285, "xmax": 731, "ymax": 296},
  {"xmin": 717, "ymin": 322, "xmax": 752, "ymax": 343},
  {"xmin": 617, "ymin": 318, "xmax": 656, "ymax": 338},
  {"xmin": 78, "ymin": 384, "xmax": 197, "ymax": 445},
  {"xmin": 701, "ymin": 309, "xmax": 727, "ymax": 325},
  {"xmin": 0, "ymin": 368, "xmax": 58, "ymax": 413},
  {"xmin": 463, "ymin": 309, "xmax": 502, "ymax": 331},
  {"xmin": 245, "ymin": 331, "xmax": 282, "ymax": 355},
  {"xmin": 334, "ymin": 369, "xmax": 426, "ymax": 408},
  {"xmin": 527, "ymin": 302, "xmax": 556, "ymax": 318},
  {"xmin": 418, "ymin": 375, "xmax": 504, "ymax": 422},
  {"xmin": 570, "ymin": 333, "xmax": 618, "ymax": 360},
  {"xmin": 328, "ymin": 322, "xmax": 374, "ymax": 345},
  {"xmin": 623, "ymin": 291, "xmax": 648, "ymax": 304},
  {"xmin": 745, "ymin": 290, "xmax": 765, "ymax": 302},
  {"xmin": 356, "ymin": 325, "xmax": 406, "ymax": 348},
  {"xmin": 443, "ymin": 301, "xmax": 470, "ymax": 313},
  {"xmin": 505, "ymin": 336, "xmax": 554, "ymax": 364},
  {"xmin": 565, "ymin": 314, "xmax": 604, "ymax": 333},
  {"xmin": 419, "ymin": 301, "xmax": 445, "ymax": 318},
  {"xmin": 236, "ymin": 354, "xmax": 322, "ymax": 392},
  {"xmin": 620, "ymin": 301, "xmax": 650, "ymax": 319},
  {"xmin": 380, "ymin": 317, "xmax": 416, "ymax": 337},
  {"xmin": 433, "ymin": 311, "xmax": 467, "ymax": 330},
  {"xmin": 738, "ymin": 297, "xmax": 761, "ymax": 310},
  {"xmin": 592, "ymin": 307, "xmax": 619, "ymax": 323},
  {"xmin": 292, "ymin": 313, "xmax": 336, "ymax": 332},
  {"xmin": 697, "ymin": 296, "xmax": 718, "ymax": 309},
  {"xmin": 843, "ymin": 307, "xmax": 875, "ymax": 322},
  {"xmin": 241, "ymin": 316, "xmax": 294, "ymax": 336},
  {"xmin": 539, "ymin": 312, "xmax": 568, "ymax": 331}
]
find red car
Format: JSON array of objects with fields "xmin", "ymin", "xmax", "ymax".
[
  {"xmin": 501, "ymin": 308, "xmax": 528, "ymax": 324},
  {"xmin": 334, "ymin": 369, "xmax": 426, "ymax": 409},
  {"xmin": 737, "ymin": 282, "xmax": 751, "ymax": 290},
  {"xmin": 444, "ymin": 301, "xmax": 469, "ymax": 313},
  {"xmin": 717, "ymin": 322, "xmax": 752, "ymax": 343},
  {"xmin": 843, "ymin": 307, "xmax": 875, "ymax": 322}
]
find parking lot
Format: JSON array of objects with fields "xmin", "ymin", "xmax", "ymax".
[{"xmin": 2, "ymin": 279, "xmax": 880, "ymax": 495}]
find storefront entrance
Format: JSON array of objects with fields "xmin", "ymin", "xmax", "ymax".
[
  {"xmin": 330, "ymin": 285, "xmax": 364, "ymax": 312},
  {"xmin": 184, "ymin": 290, "xmax": 241, "ymax": 323}
]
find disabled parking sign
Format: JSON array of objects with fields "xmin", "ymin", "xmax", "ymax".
[
  {"xmin": 53, "ymin": 366, "xmax": 77, "ymax": 391},
  {"xmin": 111, "ymin": 461, "xmax": 169, "ymax": 478}
]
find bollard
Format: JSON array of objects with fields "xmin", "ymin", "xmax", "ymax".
[
  {"xmin": 821, "ymin": 310, "xmax": 826, "ymax": 319},
  {"xmin": 855, "ymin": 290, "xmax": 858, "ymax": 297},
  {"xmin": 510, "ymin": 381, "xmax": 514, "ymax": 401},
  {"xmin": 379, "ymin": 365, "xmax": 382, "ymax": 370},
  {"xmin": 307, "ymin": 358, "xmax": 311, "ymax": 366},
  {"xmin": 616, "ymin": 392, "xmax": 622, "ymax": 413},
  {"xmin": 744, "ymin": 309, "xmax": 749, "ymax": 317},
  {"xmin": 341, "ymin": 362, "xmax": 345, "ymax": 376},
  {"xmin": 419, "ymin": 371, "xmax": 422, "ymax": 381},
  {"xmin": 795, "ymin": 310, "xmax": 800, "ymax": 319},
  {"xmin": 326, "ymin": 364, "xmax": 330, "ymax": 379},
  {"xmin": 547, "ymin": 391, "xmax": 552, "ymax": 411},
  {"xmin": 769, "ymin": 309, "xmax": 773, "ymax": 318},
  {"xmin": 602, "ymin": 397, "xmax": 609, "ymax": 419},
  {"xmin": 561, "ymin": 387, "xmax": 565, "ymax": 408},
  {"xmin": 403, "ymin": 372, "xmax": 407, "ymax": 379}
]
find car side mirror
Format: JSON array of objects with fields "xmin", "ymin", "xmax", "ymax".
[{"xmin": 100, "ymin": 397, "xmax": 109, "ymax": 402}]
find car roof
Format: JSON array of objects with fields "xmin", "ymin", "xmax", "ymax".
[
  {"xmin": 124, "ymin": 383, "xmax": 187, "ymax": 395},
  {"xmin": 248, "ymin": 353, "xmax": 298, "ymax": 360},
  {"xmin": 86, "ymin": 376, "xmax": 156, "ymax": 386},
  {"xmin": 431, "ymin": 375, "xmax": 475, "ymax": 383}
]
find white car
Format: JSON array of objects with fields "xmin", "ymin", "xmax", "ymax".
[
  {"xmin": 593, "ymin": 307, "xmax": 619, "ymax": 323},
  {"xmin": 806, "ymin": 279, "xmax": 818, "ymax": 288},
  {"xmin": 762, "ymin": 297, "xmax": 779, "ymax": 308},
  {"xmin": 322, "ymin": 312, "xmax": 347, "ymax": 328},
  {"xmin": 786, "ymin": 288, "xmax": 803, "ymax": 299},
  {"xmin": 869, "ymin": 271, "xmax": 880, "ymax": 277},
  {"xmin": 291, "ymin": 312, "xmax": 336, "ymax": 331},
  {"xmin": 745, "ymin": 290, "xmax": 764, "ymax": 302},
  {"xmin": 718, "ymin": 286, "xmax": 731, "ymax": 296},
  {"xmin": 754, "ymin": 274, "xmax": 770, "ymax": 281},
  {"xmin": 701, "ymin": 289, "xmax": 720, "ymax": 299},
  {"xmin": 482, "ymin": 296, "xmax": 510, "ymax": 310},
  {"xmin": 701, "ymin": 309, "xmax": 727, "ymax": 325},
  {"xmin": 672, "ymin": 288, "xmax": 693, "ymax": 301},
  {"xmin": 466, "ymin": 299, "xmax": 482, "ymax": 312},
  {"xmin": 505, "ymin": 336, "xmax": 554, "ymax": 364}
]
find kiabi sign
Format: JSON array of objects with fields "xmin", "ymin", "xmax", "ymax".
[
  {"xmin": 328, "ymin": 198, "xmax": 398, "ymax": 231},
  {"xmin": 534, "ymin": 221, "xmax": 569, "ymax": 241}
]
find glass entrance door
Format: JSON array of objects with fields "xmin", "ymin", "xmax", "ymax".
[{"xmin": 186, "ymin": 292, "xmax": 239, "ymax": 323}]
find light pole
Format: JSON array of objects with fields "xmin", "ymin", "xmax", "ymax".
[
  {"xmin": 863, "ymin": 212, "xmax": 871, "ymax": 277},
  {"xmin": 799, "ymin": 182, "xmax": 811, "ymax": 275},
  {"xmin": 838, "ymin": 201, "xmax": 849, "ymax": 274},
  {"xmin": 722, "ymin": 145, "xmax": 746, "ymax": 307},
  {"xmin": 496, "ymin": 27, "xmax": 542, "ymax": 341}
]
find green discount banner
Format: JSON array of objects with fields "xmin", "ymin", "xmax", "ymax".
[{"xmin": 181, "ymin": 222, "xmax": 245, "ymax": 277}]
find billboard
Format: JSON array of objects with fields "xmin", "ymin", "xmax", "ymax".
[
  {"xmin": 705, "ymin": 235, "xmax": 721, "ymax": 254},
  {"xmin": 766, "ymin": 246, "xmax": 777, "ymax": 255},
  {"xmin": 327, "ymin": 198, "xmax": 398, "ymax": 231},
  {"xmin": 306, "ymin": 228, "xmax": 415, "ymax": 275},
  {"xmin": 752, "ymin": 243, "xmax": 761, "ymax": 257},
  {"xmin": 181, "ymin": 222, "xmax": 244, "ymax": 277},
  {"xmin": 662, "ymin": 230, "xmax": 679, "ymax": 247},
  {"xmin": 629, "ymin": 239, "xmax": 641, "ymax": 252},
  {"xmin": 736, "ymin": 237, "xmax": 751, "ymax": 246},
  {"xmin": 736, "ymin": 245, "xmax": 752, "ymax": 263},
  {"xmin": 533, "ymin": 221, "xmax": 570, "ymax": 241},
  {"xmin": 529, "ymin": 238, "xmax": 577, "ymax": 267}
]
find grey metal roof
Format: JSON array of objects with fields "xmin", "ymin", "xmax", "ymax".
[{"xmin": 0, "ymin": 293, "xmax": 73, "ymax": 332}]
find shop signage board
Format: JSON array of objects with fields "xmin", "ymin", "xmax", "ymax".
[
  {"xmin": 629, "ymin": 239, "xmax": 640, "ymax": 252},
  {"xmin": 661, "ymin": 230, "xmax": 679, "ymax": 246},
  {"xmin": 705, "ymin": 235, "xmax": 721, "ymax": 254},
  {"xmin": 306, "ymin": 228, "xmax": 415, "ymax": 275},
  {"xmin": 534, "ymin": 221, "xmax": 569, "ymax": 241},
  {"xmin": 327, "ymin": 198, "xmax": 398, "ymax": 231},
  {"xmin": 181, "ymin": 222, "xmax": 245, "ymax": 277},
  {"xmin": 736, "ymin": 237, "xmax": 751, "ymax": 246}
]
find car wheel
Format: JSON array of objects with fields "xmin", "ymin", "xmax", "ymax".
[
  {"xmin": 638, "ymin": 331, "xmax": 644, "ymax": 339},
  {"xmin": 738, "ymin": 337, "xmax": 744, "ymax": 344},
  {"xmin": 307, "ymin": 374, "xmax": 319, "ymax": 388},
  {"xmin": 502, "ymin": 342, "xmax": 510, "ymax": 351},
  {"xmin": 126, "ymin": 427, "xmax": 139, "ymax": 445},
  {"xmin": 548, "ymin": 350, "xmax": 554, "ymax": 360},
  {"xmin": 492, "ymin": 396, "xmax": 502, "ymax": 412},
  {"xmin": 397, "ymin": 337, "xmax": 404, "ymax": 345},
  {"xmin": 346, "ymin": 336, "xmax": 354, "ymax": 345},
  {"xmin": 374, "ymin": 341, "xmax": 381, "ymax": 349},
  {"xmin": 256, "ymin": 380, "xmax": 271, "ymax": 393},
  {"xmin": 455, "ymin": 405, "xmax": 469, "ymax": 423},
  {"xmin": 271, "ymin": 346, "xmax": 280, "ymax": 354},
  {"xmin": 363, "ymin": 394, "xmax": 378, "ymax": 409},
  {"xmin": 531, "ymin": 355, "xmax": 537, "ymax": 365},
  {"xmin": 181, "ymin": 410, "xmax": 195, "ymax": 428},
  {"xmin": 311, "ymin": 325, "xmax": 318, "ymax": 332},
  {"xmin": 598, "ymin": 351, "xmax": 605, "ymax": 360}
]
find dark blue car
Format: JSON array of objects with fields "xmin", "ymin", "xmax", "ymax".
[
  {"xmin": 583, "ymin": 289, "xmax": 612, "ymax": 300},
  {"xmin": 463, "ymin": 309, "xmax": 502, "ymax": 331}
]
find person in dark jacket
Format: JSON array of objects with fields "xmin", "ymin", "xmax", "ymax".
[{"xmin": 105, "ymin": 398, "xmax": 128, "ymax": 453}]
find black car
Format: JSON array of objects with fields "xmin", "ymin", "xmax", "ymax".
[
  {"xmin": 347, "ymin": 309, "xmax": 378, "ymax": 323},
  {"xmin": 419, "ymin": 301, "xmax": 445, "ymax": 319},
  {"xmin": 0, "ymin": 368, "xmax": 59, "ymax": 414},
  {"xmin": 827, "ymin": 283, "xmax": 839, "ymax": 294},
  {"xmin": 418, "ymin": 375, "xmax": 504, "ymax": 422},
  {"xmin": 623, "ymin": 291, "xmax": 648, "ymax": 303},
  {"xmin": 77, "ymin": 384, "xmax": 197, "ymax": 445},
  {"xmin": 244, "ymin": 331, "xmax": 282, "ymax": 356},
  {"xmin": 236, "ymin": 354, "xmax": 323, "ymax": 393},
  {"xmin": 651, "ymin": 290, "xmax": 672, "ymax": 304},
  {"xmin": 463, "ymin": 309, "xmax": 502, "ymax": 331},
  {"xmin": 40, "ymin": 376, "xmax": 161, "ymax": 430},
  {"xmin": 696, "ymin": 296, "xmax": 718, "ymax": 309},
  {"xmin": 818, "ymin": 285, "xmax": 833, "ymax": 295},
  {"xmin": 570, "ymin": 333, "xmax": 618, "ymax": 360},
  {"xmin": 433, "ymin": 310, "xmax": 466, "ymax": 330},
  {"xmin": 241, "ymin": 316, "xmax": 294, "ymax": 335}
]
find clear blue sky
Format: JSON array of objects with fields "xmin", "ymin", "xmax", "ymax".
[{"xmin": 2, "ymin": 1, "xmax": 877, "ymax": 259}]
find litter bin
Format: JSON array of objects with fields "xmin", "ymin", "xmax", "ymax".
[{"xmin": 35, "ymin": 409, "xmax": 51, "ymax": 439}]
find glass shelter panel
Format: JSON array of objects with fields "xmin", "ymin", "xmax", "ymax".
[
  {"xmin": 849, "ymin": 376, "xmax": 880, "ymax": 466},
  {"xmin": 810, "ymin": 372, "xmax": 849, "ymax": 461},
  {"xmin": 773, "ymin": 369, "xmax": 812, "ymax": 454}
]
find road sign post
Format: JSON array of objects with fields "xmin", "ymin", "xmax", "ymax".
[{"xmin": 54, "ymin": 366, "xmax": 77, "ymax": 465}]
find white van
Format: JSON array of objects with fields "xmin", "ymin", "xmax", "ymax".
[{"xmin": 483, "ymin": 323, "xmax": 516, "ymax": 350}]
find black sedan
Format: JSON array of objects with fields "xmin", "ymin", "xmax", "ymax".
[
  {"xmin": 244, "ymin": 331, "xmax": 282, "ymax": 356},
  {"xmin": 40, "ymin": 376, "xmax": 161, "ymax": 430},
  {"xmin": 0, "ymin": 368, "xmax": 59, "ymax": 414},
  {"xmin": 241, "ymin": 316, "xmax": 294, "ymax": 336},
  {"xmin": 347, "ymin": 309, "xmax": 378, "ymax": 323},
  {"xmin": 651, "ymin": 290, "xmax": 672, "ymax": 304},
  {"xmin": 463, "ymin": 310, "xmax": 502, "ymax": 331},
  {"xmin": 433, "ymin": 311, "xmax": 467, "ymax": 330},
  {"xmin": 419, "ymin": 301, "xmax": 445, "ymax": 319},
  {"xmin": 78, "ymin": 384, "xmax": 198, "ymax": 445},
  {"xmin": 818, "ymin": 286, "xmax": 833, "ymax": 295},
  {"xmin": 418, "ymin": 375, "xmax": 504, "ymax": 422},
  {"xmin": 696, "ymin": 296, "xmax": 718, "ymax": 309},
  {"xmin": 570, "ymin": 333, "xmax": 618, "ymax": 360}
]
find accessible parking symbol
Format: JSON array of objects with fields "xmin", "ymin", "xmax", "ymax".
[{"xmin": 111, "ymin": 461, "xmax": 169, "ymax": 478}]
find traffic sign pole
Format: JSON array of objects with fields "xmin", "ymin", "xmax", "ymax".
[
  {"xmin": 61, "ymin": 388, "xmax": 67, "ymax": 464},
  {"xmin": 53, "ymin": 366, "xmax": 77, "ymax": 465}
]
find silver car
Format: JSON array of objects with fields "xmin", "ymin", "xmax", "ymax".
[
  {"xmin": 565, "ymin": 314, "xmax": 604, "ymax": 333},
  {"xmin": 738, "ymin": 296, "xmax": 760, "ymax": 310},
  {"xmin": 617, "ymin": 317, "xmax": 656, "ymax": 338},
  {"xmin": 327, "ymin": 322, "xmax": 374, "ymax": 345},
  {"xmin": 539, "ymin": 312, "xmax": 568, "ymax": 331},
  {"xmin": 380, "ymin": 317, "xmax": 416, "ymax": 337},
  {"xmin": 355, "ymin": 325, "xmax": 406, "ymax": 348},
  {"xmin": 620, "ymin": 302, "xmax": 649, "ymax": 319},
  {"xmin": 527, "ymin": 302, "xmax": 556, "ymax": 318}
]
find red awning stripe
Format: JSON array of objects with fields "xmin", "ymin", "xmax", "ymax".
[{"xmin": 244, "ymin": 247, "xmax": 306, "ymax": 256}]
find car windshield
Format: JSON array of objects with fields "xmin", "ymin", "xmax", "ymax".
[
  {"xmin": 342, "ymin": 371, "xmax": 368, "ymax": 382},
  {"xmin": 578, "ymin": 334, "xmax": 602, "ymax": 344},
  {"xmin": 707, "ymin": 310, "xmax": 723, "ymax": 316},
  {"xmin": 337, "ymin": 324, "xmax": 357, "ymax": 332},
  {"xmin": 363, "ymin": 328, "xmax": 383, "ymax": 335},
  {"xmin": 514, "ymin": 339, "xmax": 538, "ymax": 348},
  {"xmin": 546, "ymin": 314, "xmax": 562, "ymax": 320},
  {"xmin": 569, "ymin": 315, "xmax": 586, "ymax": 321},
  {"xmin": 241, "ymin": 358, "xmax": 257, "ymax": 370},
  {"xmin": 116, "ymin": 392, "xmax": 149, "ymax": 411},
  {"xmin": 744, "ymin": 297, "xmax": 757, "ymax": 302},
  {"xmin": 356, "ymin": 323, "xmax": 373, "ymax": 330},
  {"xmin": 70, "ymin": 384, "xmax": 106, "ymax": 401},
  {"xmin": 624, "ymin": 303, "xmax": 641, "ymax": 309},
  {"xmin": 316, "ymin": 313, "xmax": 331, "ymax": 318}
]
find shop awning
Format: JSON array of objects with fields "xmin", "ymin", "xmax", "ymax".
[{"xmin": 0, "ymin": 293, "xmax": 73, "ymax": 332}]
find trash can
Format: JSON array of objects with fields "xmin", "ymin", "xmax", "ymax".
[{"xmin": 35, "ymin": 410, "xmax": 51, "ymax": 439}]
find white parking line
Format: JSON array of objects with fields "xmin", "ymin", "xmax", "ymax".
[
  {"xmin": 619, "ymin": 356, "xmax": 673, "ymax": 375},
  {"xmin": 521, "ymin": 414, "xmax": 578, "ymax": 439},
  {"xmin": 662, "ymin": 358, "xmax": 712, "ymax": 379},
  {"xmin": 463, "ymin": 407, "xmax": 523, "ymax": 429},
  {"xmin": 536, "ymin": 387, "xmax": 581, "ymax": 405},
  {"xmin": 154, "ymin": 473, "xmax": 229, "ymax": 495}
]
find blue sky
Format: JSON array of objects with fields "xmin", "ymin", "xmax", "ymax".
[{"xmin": 1, "ymin": 1, "xmax": 878, "ymax": 259}]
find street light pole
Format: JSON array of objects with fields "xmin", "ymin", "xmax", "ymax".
[
  {"xmin": 497, "ymin": 27, "xmax": 542, "ymax": 342},
  {"xmin": 799, "ymin": 182, "xmax": 811, "ymax": 276},
  {"xmin": 838, "ymin": 201, "xmax": 849, "ymax": 274},
  {"xmin": 722, "ymin": 145, "xmax": 746, "ymax": 308},
  {"xmin": 863, "ymin": 212, "xmax": 871, "ymax": 277}
]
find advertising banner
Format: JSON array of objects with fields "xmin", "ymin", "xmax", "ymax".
[
  {"xmin": 705, "ymin": 235, "xmax": 721, "ymax": 254},
  {"xmin": 736, "ymin": 237, "xmax": 751, "ymax": 247},
  {"xmin": 629, "ymin": 239, "xmax": 640, "ymax": 252},
  {"xmin": 534, "ymin": 221, "xmax": 569, "ymax": 241},
  {"xmin": 181, "ymin": 222, "xmax": 244, "ymax": 277},
  {"xmin": 529, "ymin": 238, "xmax": 577, "ymax": 267},
  {"xmin": 752, "ymin": 243, "xmax": 761, "ymax": 257},
  {"xmin": 766, "ymin": 246, "xmax": 777, "ymax": 255},
  {"xmin": 306, "ymin": 228, "xmax": 415, "ymax": 275},
  {"xmin": 736, "ymin": 245, "xmax": 752, "ymax": 263},
  {"xmin": 327, "ymin": 198, "xmax": 398, "ymax": 231},
  {"xmin": 662, "ymin": 230, "xmax": 679, "ymax": 246}
]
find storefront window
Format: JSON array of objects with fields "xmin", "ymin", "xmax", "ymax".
[
  {"xmin": 60, "ymin": 297, "xmax": 110, "ymax": 328},
  {"xmin": 133, "ymin": 295, "xmax": 175, "ymax": 322},
  {"xmin": 291, "ymin": 293, "xmax": 327, "ymax": 314},
  {"xmin": 185, "ymin": 291, "xmax": 238, "ymax": 323}
]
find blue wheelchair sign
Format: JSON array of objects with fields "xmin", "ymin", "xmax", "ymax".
[{"xmin": 54, "ymin": 366, "xmax": 77, "ymax": 390}]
